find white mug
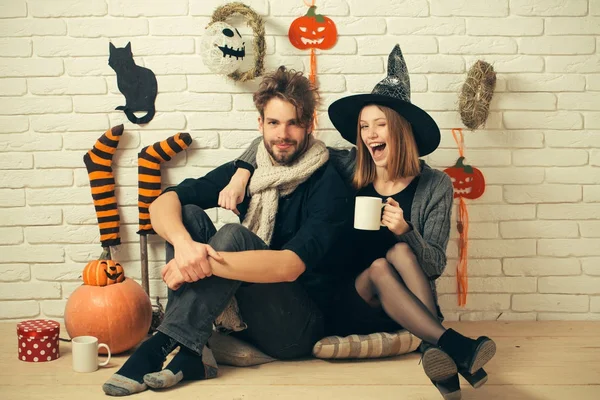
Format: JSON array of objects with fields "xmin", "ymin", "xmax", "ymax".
[
  {"xmin": 354, "ymin": 196, "xmax": 385, "ymax": 230},
  {"xmin": 72, "ymin": 336, "xmax": 111, "ymax": 373}
]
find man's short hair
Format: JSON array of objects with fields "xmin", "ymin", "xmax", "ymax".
[{"xmin": 253, "ymin": 66, "xmax": 320, "ymax": 129}]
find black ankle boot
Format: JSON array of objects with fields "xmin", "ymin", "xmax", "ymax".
[
  {"xmin": 421, "ymin": 344, "xmax": 462, "ymax": 400},
  {"xmin": 437, "ymin": 329, "xmax": 496, "ymax": 385}
]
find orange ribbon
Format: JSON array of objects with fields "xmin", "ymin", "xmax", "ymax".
[{"xmin": 452, "ymin": 128, "xmax": 469, "ymax": 306}]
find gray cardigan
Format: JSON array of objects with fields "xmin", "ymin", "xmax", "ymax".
[{"xmin": 237, "ymin": 138, "xmax": 454, "ymax": 314}]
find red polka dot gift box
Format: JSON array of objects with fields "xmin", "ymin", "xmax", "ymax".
[{"xmin": 16, "ymin": 319, "xmax": 60, "ymax": 362}]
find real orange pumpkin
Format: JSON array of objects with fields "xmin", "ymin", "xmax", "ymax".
[
  {"xmin": 83, "ymin": 259, "xmax": 125, "ymax": 286},
  {"xmin": 65, "ymin": 278, "xmax": 152, "ymax": 354}
]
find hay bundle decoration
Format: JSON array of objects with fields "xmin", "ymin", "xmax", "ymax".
[{"xmin": 458, "ymin": 60, "xmax": 496, "ymax": 130}]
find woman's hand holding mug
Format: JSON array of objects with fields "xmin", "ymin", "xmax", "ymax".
[
  {"xmin": 381, "ymin": 197, "xmax": 410, "ymax": 235},
  {"xmin": 354, "ymin": 196, "xmax": 410, "ymax": 235}
]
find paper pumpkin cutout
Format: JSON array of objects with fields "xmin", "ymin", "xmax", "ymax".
[
  {"xmin": 443, "ymin": 128, "xmax": 488, "ymax": 307},
  {"xmin": 109, "ymin": 43, "xmax": 157, "ymax": 125},
  {"xmin": 289, "ymin": 5, "xmax": 337, "ymax": 50},
  {"xmin": 200, "ymin": 21, "xmax": 246, "ymax": 75},
  {"xmin": 444, "ymin": 156, "xmax": 485, "ymax": 200},
  {"xmin": 288, "ymin": 1, "xmax": 337, "ymax": 128}
]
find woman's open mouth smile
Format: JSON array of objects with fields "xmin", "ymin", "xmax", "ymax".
[{"xmin": 369, "ymin": 142, "xmax": 387, "ymax": 161}]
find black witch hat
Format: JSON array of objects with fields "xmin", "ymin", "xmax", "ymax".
[{"xmin": 328, "ymin": 44, "xmax": 440, "ymax": 156}]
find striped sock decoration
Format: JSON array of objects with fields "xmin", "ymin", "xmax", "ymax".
[
  {"xmin": 137, "ymin": 132, "xmax": 193, "ymax": 234},
  {"xmin": 83, "ymin": 125, "xmax": 124, "ymax": 248}
]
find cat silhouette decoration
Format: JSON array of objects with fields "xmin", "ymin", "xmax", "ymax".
[{"xmin": 109, "ymin": 42, "xmax": 157, "ymax": 125}]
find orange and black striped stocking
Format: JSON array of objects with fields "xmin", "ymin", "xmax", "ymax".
[
  {"xmin": 83, "ymin": 125, "xmax": 124, "ymax": 247},
  {"xmin": 138, "ymin": 132, "xmax": 192, "ymax": 234}
]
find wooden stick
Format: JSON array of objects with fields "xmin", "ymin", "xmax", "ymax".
[
  {"xmin": 140, "ymin": 236, "xmax": 149, "ymax": 295},
  {"xmin": 100, "ymin": 246, "xmax": 111, "ymax": 260}
]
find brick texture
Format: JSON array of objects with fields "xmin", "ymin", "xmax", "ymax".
[{"xmin": 0, "ymin": 0, "xmax": 598, "ymax": 321}]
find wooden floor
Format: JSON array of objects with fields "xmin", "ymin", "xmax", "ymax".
[{"xmin": 1, "ymin": 321, "xmax": 599, "ymax": 399}]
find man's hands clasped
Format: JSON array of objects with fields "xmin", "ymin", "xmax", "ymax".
[
  {"xmin": 162, "ymin": 169, "xmax": 249, "ymax": 290},
  {"xmin": 161, "ymin": 238, "xmax": 223, "ymax": 290}
]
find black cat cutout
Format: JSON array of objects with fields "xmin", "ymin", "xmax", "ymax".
[{"xmin": 109, "ymin": 42, "xmax": 157, "ymax": 125}]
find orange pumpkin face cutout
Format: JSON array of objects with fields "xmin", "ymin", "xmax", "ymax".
[
  {"xmin": 444, "ymin": 156, "xmax": 485, "ymax": 200},
  {"xmin": 289, "ymin": 5, "xmax": 337, "ymax": 50},
  {"xmin": 443, "ymin": 128, "xmax": 488, "ymax": 307},
  {"xmin": 288, "ymin": 1, "xmax": 337, "ymax": 129},
  {"xmin": 83, "ymin": 259, "xmax": 125, "ymax": 286}
]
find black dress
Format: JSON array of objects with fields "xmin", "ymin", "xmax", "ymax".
[
  {"xmin": 325, "ymin": 177, "xmax": 420, "ymax": 336},
  {"xmin": 352, "ymin": 177, "xmax": 420, "ymax": 275}
]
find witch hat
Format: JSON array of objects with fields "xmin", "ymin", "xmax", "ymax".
[{"xmin": 328, "ymin": 44, "xmax": 440, "ymax": 156}]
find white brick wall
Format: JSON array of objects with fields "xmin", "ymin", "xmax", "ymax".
[{"xmin": 0, "ymin": 0, "xmax": 598, "ymax": 322}]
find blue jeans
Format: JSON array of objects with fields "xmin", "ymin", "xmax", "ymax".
[{"xmin": 157, "ymin": 205, "xmax": 324, "ymax": 360}]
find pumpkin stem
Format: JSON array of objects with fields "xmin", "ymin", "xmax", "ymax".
[
  {"xmin": 306, "ymin": 6, "xmax": 326, "ymax": 23},
  {"xmin": 454, "ymin": 156, "xmax": 474, "ymax": 174},
  {"xmin": 100, "ymin": 247, "xmax": 111, "ymax": 260}
]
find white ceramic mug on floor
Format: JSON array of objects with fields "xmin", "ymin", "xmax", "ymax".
[
  {"xmin": 354, "ymin": 196, "xmax": 385, "ymax": 230},
  {"xmin": 72, "ymin": 336, "xmax": 111, "ymax": 373}
]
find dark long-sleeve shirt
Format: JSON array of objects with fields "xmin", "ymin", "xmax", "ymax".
[{"xmin": 163, "ymin": 160, "xmax": 353, "ymax": 308}]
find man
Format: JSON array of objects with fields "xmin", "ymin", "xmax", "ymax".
[{"xmin": 102, "ymin": 66, "xmax": 352, "ymax": 396}]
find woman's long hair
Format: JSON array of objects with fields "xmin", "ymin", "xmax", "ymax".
[{"xmin": 352, "ymin": 105, "xmax": 421, "ymax": 190}]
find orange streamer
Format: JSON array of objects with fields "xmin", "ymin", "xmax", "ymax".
[
  {"xmin": 309, "ymin": 48, "xmax": 317, "ymax": 85},
  {"xmin": 452, "ymin": 128, "xmax": 465, "ymax": 158},
  {"xmin": 310, "ymin": 47, "xmax": 318, "ymax": 130},
  {"xmin": 452, "ymin": 128, "xmax": 469, "ymax": 306},
  {"xmin": 457, "ymin": 197, "xmax": 469, "ymax": 306}
]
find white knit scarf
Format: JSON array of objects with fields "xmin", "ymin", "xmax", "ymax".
[{"xmin": 242, "ymin": 136, "xmax": 329, "ymax": 245}]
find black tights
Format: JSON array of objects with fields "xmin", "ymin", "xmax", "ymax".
[{"xmin": 354, "ymin": 242, "xmax": 445, "ymax": 345}]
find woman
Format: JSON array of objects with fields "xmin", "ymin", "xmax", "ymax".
[{"xmin": 221, "ymin": 45, "xmax": 495, "ymax": 400}]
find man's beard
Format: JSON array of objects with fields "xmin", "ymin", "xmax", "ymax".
[{"xmin": 264, "ymin": 134, "xmax": 310, "ymax": 165}]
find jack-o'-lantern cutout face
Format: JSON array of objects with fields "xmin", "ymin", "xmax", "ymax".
[
  {"xmin": 444, "ymin": 157, "xmax": 486, "ymax": 200},
  {"xmin": 83, "ymin": 259, "xmax": 125, "ymax": 286},
  {"xmin": 104, "ymin": 262, "xmax": 124, "ymax": 281},
  {"xmin": 289, "ymin": 6, "xmax": 337, "ymax": 50},
  {"xmin": 200, "ymin": 21, "xmax": 245, "ymax": 75}
]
